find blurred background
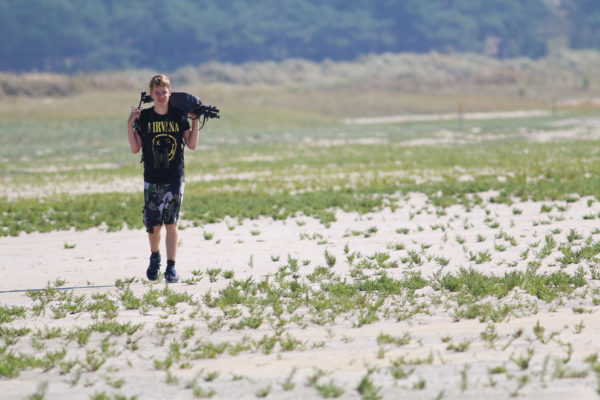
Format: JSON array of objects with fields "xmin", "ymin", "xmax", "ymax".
[
  {"xmin": 1, "ymin": 0, "xmax": 599, "ymax": 72},
  {"xmin": 0, "ymin": 0, "xmax": 599, "ymax": 107}
]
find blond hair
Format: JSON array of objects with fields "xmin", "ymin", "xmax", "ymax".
[{"xmin": 149, "ymin": 74, "xmax": 171, "ymax": 91}]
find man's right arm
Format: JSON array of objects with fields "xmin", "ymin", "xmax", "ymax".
[{"xmin": 127, "ymin": 108, "xmax": 142, "ymax": 153}]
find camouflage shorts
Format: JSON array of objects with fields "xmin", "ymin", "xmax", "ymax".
[{"xmin": 143, "ymin": 177, "xmax": 185, "ymax": 233}]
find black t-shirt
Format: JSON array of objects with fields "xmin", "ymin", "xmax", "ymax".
[{"xmin": 135, "ymin": 105, "xmax": 191, "ymax": 183}]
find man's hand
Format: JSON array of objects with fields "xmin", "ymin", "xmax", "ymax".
[
  {"xmin": 127, "ymin": 107, "xmax": 142, "ymax": 153},
  {"xmin": 184, "ymin": 118, "xmax": 200, "ymax": 150},
  {"xmin": 128, "ymin": 107, "xmax": 141, "ymax": 126}
]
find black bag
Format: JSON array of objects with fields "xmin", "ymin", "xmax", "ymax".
[
  {"xmin": 169, "ymin": 92, "xmax": 202, "ymax": 114},
  {"xmin": 169, "ymin": 92, "xmax": 220, "ymax": 120}
]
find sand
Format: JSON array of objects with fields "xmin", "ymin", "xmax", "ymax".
[
  {"xmin": 343, "ymin": 110, "xmax": 552, "ymax": 125},
  {"xmin": 2, "ymin": 191, "xmax": 600, "ymax": 399}
]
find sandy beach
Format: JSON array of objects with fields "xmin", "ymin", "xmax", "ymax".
[{"xmin": 2, "ymin": 191, "xmax": 600, "ymax": 399}]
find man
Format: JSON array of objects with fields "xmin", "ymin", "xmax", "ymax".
[{"xmin": 127, "ymin": 74, "xmax": 199, "ymax": 282}]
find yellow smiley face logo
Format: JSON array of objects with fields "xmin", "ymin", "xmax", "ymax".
[{"xmin": 152, "ymin": 134, "xmax": 176, "ymax": 161}]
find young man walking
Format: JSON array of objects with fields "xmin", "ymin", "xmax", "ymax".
[{"xmin": 127, "ymin": 74, "xmax": 199, "ymax": 282}]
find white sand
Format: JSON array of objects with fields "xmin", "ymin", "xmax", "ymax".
[
  {"xmin": 2, "ymin": 192, "xmax": 600, "ymax": 399},
  {"xmin": 343, "ymin": 110, "xmax": 552, "ymax": 125}
]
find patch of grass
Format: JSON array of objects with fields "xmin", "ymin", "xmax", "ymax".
[
  {"xmin": 413, "ymin": 378, "xmax": 426, "ymax": 390},
  {"xmin": 66, "ymin": 327, "xmax": 92, "ymax": 347},
  {"xmin": 255, "ymin": 385, "xmax": 271, "ymax": 398},
  {"xmin": 203, "ymin": 371, "xmax": 219, "ymax": 382},
  {"xmin": 27, "ymin": 381, "xmax": 48, "ymax": 400},
  {"xmin": 480, "ymin": 323, "xmax": 499, "ymax": 348},
  {"xmin": 314, "ymin": 378, "xmax": 344, "ymax": 398},
  {"xmin": 280, "ymin": 368, "xmax": 296, "ymax": 391},
  {"xmin": 438, "ymin": 267, "xmax": 585, "ymax": 303},
  {"xmin": 447, "ymin": 339, "xmax": 471, "ymax": 352},
  {"xmin": 90, "ymin": 321, "xmax": 143, "ymax": 336},
  {"xmin": 377, "ymin": 332, "xmax": 411, "ymax": 346},
  {"xmin": 324, "ymin": 249, "xmax": 336, "ymax": 268},
  {"xmin": 206, "ymin": 268, "xmax": 222, "ymax": 283},
  {"xmin": 488, "ymin": 364, "xmax": 507, "ymax": 374},
  {"xmin": 189, "ymin": 381, "xmax": 216, "ymax": 398},
  {"xmin": 435, "ymin": 256, "xmax": 450, "ymax": 266},
  {"xmin": 511, "ymin": 348, "xmax": 534, "ymax": 370},
  {"xmin": 469, "ymin": 249, "xmax": 492, "ymax": 264},
  {"xmin": 390, "ymin": 362, "xmax": 414, "ymax": 380},
  {"xmin": 0, "ymin": 326, "xmax": 31, "ymax": 347},
  {"xmin": 356, "ymin": 372, "xmax": 381, "ymax": 400},
  {"xmin": 0, "ymin": 306, "xmax": 26, "ymax": 323},
  {"xmin": 192, "ymin": 341, "xmax": 228, "ymax": 359}
]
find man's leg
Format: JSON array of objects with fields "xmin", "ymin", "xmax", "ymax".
[
  {"xmin": 162, "ymin": 177, "xmax": 183, "ymax": 283},
  {"xmin": 165, "ymin": 224, "xmax": 178, "ymax": 261},
  {"xmin": 148, "ymin": 225, "xmax": 162, "ymax": 253},
  {"xmin": 146, "ymin": 225, "xmax": 162, "ymax": 281},
  {"xmin": 164, "ymin": 224, "xmax": 180, "ymax": 282}
]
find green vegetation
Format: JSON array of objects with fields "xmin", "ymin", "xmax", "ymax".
[
  {"xmin": 2, "ymin": 0, "xmax": 597, "ymax": 72},
  {"xmin": 4, "ymin": 105, "xmax": 600, "ymax": 236},
  {"xmin": 0, "ymin": 250, "xmax": 598, "ymax": 397}
]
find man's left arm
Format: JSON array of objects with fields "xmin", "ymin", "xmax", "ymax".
[{"xmin": 184, "ymin": 118, "xmax": 199, "ymax": 150}]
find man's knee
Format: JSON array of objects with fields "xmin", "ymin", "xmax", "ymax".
[
  {"xmin": 148, "ymin": 225, "xmax": 162, "ymax": 235},
  {"xmin": 165, "ymin": 224, "xmax": 178, "ymax": 233}
]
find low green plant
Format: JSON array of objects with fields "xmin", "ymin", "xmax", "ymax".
[
  {"xmin": 324, "ymin": 249, "xmax": 336, "ymax": 268},
  {"xmin": 377, "ymin": 332, "xmax": 411, "ymax": 346},
  {"xmin": 255, "ymin": 385, "xmax": 271, "ymax": 398},
  {"xmin": 480, "ymin": 323, "xmax": 498, "ymax": 348},
  {"xmin": 280, "ymin": 368, "xmax": 296, "ymax": 391},
  {"xmin": 356, "ymin": 372, "xmax": 381, "ymax": 400},
  {"xmin": 203, "ymin": 371, "xmax": 219, "ymax": 382},
  {"xmin": 413, "ymin": 378, "xmax": 426, "ymax": 390},
  {"xmin": 435, "ymin": 256, "xmax": 450, "ymax": 266},
  {"xmin": 488, "ymin": 364, "xmax": 507, "ymax": 374},
  {"xmin": 0, "ymin": 306, "xmax": 26, "ymax": 323},
  {"xmin": 511, "ymin": 348, "xmax": 534, "ymax": 370},
  {"xmin": 446, "ymin": 339, "xmax": 471, "ymax": 352},
  {"xmin": 314, "ymin": 378, "xmax": 344, "ymax": 398}
]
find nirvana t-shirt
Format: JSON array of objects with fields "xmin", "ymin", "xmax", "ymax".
[{"xmin": 136, "ymin": 105, "xmax": 190, "ymax": 183}]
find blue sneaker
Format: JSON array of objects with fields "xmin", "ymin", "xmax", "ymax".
[
  {"xmin": 146, "ymin": 254, "xmax": 161, "ymax": 281},
  {"xmin": 165, "ymin": 266, "xmax": 180, "ymax": 283}
]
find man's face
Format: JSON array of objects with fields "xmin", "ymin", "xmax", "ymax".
[{"xmin": 151, "ymin": 85, "xmax": 171, "ymax": 106}]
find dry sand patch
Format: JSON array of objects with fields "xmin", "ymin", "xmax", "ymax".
[{"xmin": 343, "ymin": 110, "xmax": 552, "ymax": 125}]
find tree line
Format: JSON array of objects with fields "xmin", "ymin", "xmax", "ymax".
[{"xmin": 0, "ymin": 0, "xmax": 598, "ymax": 73}]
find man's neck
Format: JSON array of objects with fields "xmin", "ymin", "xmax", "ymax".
[{"xmin": 154, "ymin": 104, "xmax": 168, "ymax": 115}]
